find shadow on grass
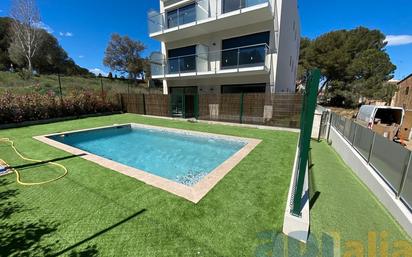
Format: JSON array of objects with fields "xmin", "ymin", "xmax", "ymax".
[
  {"xmin": 9, "ymin": 154, "xmax": 86, "ymax": 171},
  {"xmin": 0, "ymin": 176, "xmax": 99, "ymax": 257},
  {"xmin": 51, "ymin": 209, "xmax": 146, "ymax": 257}
]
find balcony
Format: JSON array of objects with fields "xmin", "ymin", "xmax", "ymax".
[
  {"xmin": 148, "ymin": 0, "xmax": 275, "ymax": 42},
  {"xmin": 150, "ymin": 43, "xmax": 274, "ymax": 79}
]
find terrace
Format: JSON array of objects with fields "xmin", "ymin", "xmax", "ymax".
[
  {"xmin": 148, "ymin": 0, "xmax": 276, "ymax": 42},
  {"xmin": 0, "ymin": 114, "xmax": 410, "ymax": 256},
  {"xmin": 150, "ymin": 43, "xmax": 273, "ymax": 79}
]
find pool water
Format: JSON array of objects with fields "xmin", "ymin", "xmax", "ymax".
[{"xmin": 50, "ymin": 126, "xmax": 246, "ymax": 186}]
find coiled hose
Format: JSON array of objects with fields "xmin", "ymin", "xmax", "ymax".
[{"xmin": 0, "ymin": 138, "xmax": 68, "ymax": 186}]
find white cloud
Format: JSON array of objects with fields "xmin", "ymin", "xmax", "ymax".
[
  {"xmin": 34, "ymin": 22, "xmax": 54, "ymax": 34},
  {"xmin": 385, "ymin": 35, "xmax": 412, "ymax": 46},
  {"xmin": 78, "ymin": 55, "xmax": 84, "ymax": 59},
  {"xmin": 59, "ymin": 32, "xmax": 73, "ymax": 37},
  {"xmin": 89, "ymin": 68, "xmax": 108, "ymax": 77}
]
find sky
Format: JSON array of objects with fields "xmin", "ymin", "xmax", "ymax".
[{"xmin": 0, "ymin": 0, "xmax": 411, "ymax": 80}]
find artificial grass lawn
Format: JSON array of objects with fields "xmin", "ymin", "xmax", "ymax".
[
  {"xmin": 309, "ymin": 142, "xmax": 411, "ymax": 254},
  {"xmin": 0, "ymin": 114, "xmax": 410, "ymax": 256},
  {"xmin": 0, "ymin": 114, "xmax": 298, "ymax": 257}
]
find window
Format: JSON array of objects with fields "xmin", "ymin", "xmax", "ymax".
[
  {"xmin": 221, "ymin": 83, "xmax": 266, "ymax": 94},
  {"xmin": 168, "ymin": 45, "xmax": 197, "ymax": 74},
  {"xmin": 166, "ymin": 3, "xmax": 196, "ymax": 28},
  {"xmin": 221, "ymin": 32, "xmax": 270, "ymax": 68},
  {"xmin": 406, "ymin": 87, "xmax": 410, "ymax": 95},
  {"xmin": 223, "ymin": 0, "xmax": 245, "ymax": 13}
]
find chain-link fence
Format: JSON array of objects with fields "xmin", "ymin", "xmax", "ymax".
[{"xmin": 330, "ymin": 112, "xmax": 412, "ymax": 211}]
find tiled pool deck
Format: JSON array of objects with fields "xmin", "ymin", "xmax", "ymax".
[{"xmin": 34, "ymin": 123, "xmax": 261, "ymax": 203}]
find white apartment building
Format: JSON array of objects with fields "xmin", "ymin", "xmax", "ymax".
[{"xmin": 148, "ymin": 0, "xmax": 300, "ymax": 117}]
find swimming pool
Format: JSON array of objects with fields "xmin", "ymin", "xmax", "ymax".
[{"xmin": 35, "ymin": 124, "xmax": 260, "ymax": 203}]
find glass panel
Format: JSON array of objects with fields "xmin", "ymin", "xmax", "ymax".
[
  {"xmin": 221, "ymin": 49, "xmax": 239, "ymax": 68},
  {"xmin": 168, "ymin": 58, "xmax": 180, "ymax": 74},
  {"xmin": 336, "ymin": 116, "xmax": 346, "ymax": 134},
  {"xmin": 238, "ymin": 45, "xmax": 266, "ymax": 67},
  {"xmin": 370, "ymin": 134, "xmax": 410, "ymax": 191},
  {"xmin": 167, "ymin": 3, "xmax": 196, "ymax": 29},
  {"xmin": 223, "ymin": 0, "xmax": 245, "ymax": 13},
  {"xmin": 343, "ymin": 118, "xmax": 352, "ymax": 140},
  {"xmin": 178, "ymin": 3, "xmax": 196, "ymax": 25},
  {"xmin": 166, "ymin": 9, "xmax": 178, "ymax": 28},
  {"xmin": 353, "ymin": 124, "xmax": 374, "ymax": 160},
  {"xmin": 245, "ymin": 0, "xmax": 267, "ymax": 8},
  {"xmin": 179, "ymin": 56, "xmax": 196, "ymax": 72},
  {"xmin": 167, "ymin": 56, "xmax": 196, "ymax": 74},
  {"xmin": 148, "ymin": 11, "xmax": 163, "ymax": 34},
  {"xmin": 348, "ymin": 121, "xmax": 357, "ymax": 144},
  {"xmin": 401, "ymin": 161, "xmax": 412, "ymax": 210},
  {"xmin": 150, "ymin": 52, "xmax": 164, "ymax": 76},
  {"xmin": 221, "ymin": 45, "xmax": 266, "ymax": 69}
]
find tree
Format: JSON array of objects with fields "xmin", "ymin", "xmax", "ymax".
[
  {"xmin": 8, "ymin": 0, "xmax": 44, "ymax": 75},
  {"xmin": 0, "ymin": 17, "xmax": 14, "ymax": 70},
  {"xmin": 298, "ymin": 27, "xmax": 396, "ymax": 107},
  {"xmin": 103, "ymin": 34, "xmax": 147, "ymax": 80},
  {"xmin": 108, "ymin": 72, "xmax": 113, "ymax": 79}
]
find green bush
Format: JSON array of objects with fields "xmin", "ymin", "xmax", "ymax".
[{"xmin": 0, "ymin": 90, "xmax": 120, "ymax": 124}]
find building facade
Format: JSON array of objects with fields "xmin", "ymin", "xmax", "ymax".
[
  {"xmin": 394, "ymin": 74, "xmax": 412, "ymax": 109},
  {"xmin": 148, "ymin": 0, "xmax": 300, "ymax": 117}
]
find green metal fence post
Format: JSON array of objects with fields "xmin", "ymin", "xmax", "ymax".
[
  {"xmin": 142, "ymin": 94, "xmax": 147, "ymax": 115},
  {"xmin": 291, "ymin": 69, "xmax": 321, "ymax": 217},
  {"xmin": 194, "ymin": 94, "xmax": 199, "ymax": 120},
  {"xmin": 182, "ymin": 94, "xmax": 186, "ymax": 118},
  {"xmin": 240, "ymin": 92, "xmax": 244, "ymax": 124}
]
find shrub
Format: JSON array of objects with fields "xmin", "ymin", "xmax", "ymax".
[{"xmin": 0, "ymin": 90, "xmax": 120, "ymax": 124}]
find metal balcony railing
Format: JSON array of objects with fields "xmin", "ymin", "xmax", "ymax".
[
  {"xmin": 148, "ymin": 0, "xmax": 274, "ymax": 35},
  {"xmin": 150, "ymin": 43, "xmax": 274, "ymax": 77}
]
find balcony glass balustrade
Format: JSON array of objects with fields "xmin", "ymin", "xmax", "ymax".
[
  {"xmin": 148, "ymin": 0, "xmax": 273, "ymax": 34},
  {"xmin": 151, "ymin": 43, "xmax": 272, "ymax": 77}
]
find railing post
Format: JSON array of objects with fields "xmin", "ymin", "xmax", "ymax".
[
  {"xmin": 178, "ymin": 58, "xmax": 181, "ymax": 76},
  {"xmin": 194, "ymin": 94, "xmax": 199, "ymax": 120},
  {"xmin": 142, "ymin": 94, "xmax": 147, "ymax": 115},
  {"xmin": 367, "ymin": 133, "xmax": 376, "ymax": 164},
  {"xmin": 240, "ymin": 92, "xmax": 244, "ymax": 124},
  {"xmin": 237, "ymin": 48, "xmax": 240, "ymax": 72},
  {"xmin": 182, "ymin": 94, "xmax": 186, "ymax": 118},
  {"xmin": 397, "ymin": 151, "xmax": 412, "ymax": 198},
  {"xmin": 177, "ymin": 8, "xmax": 180, "ymax": 28},
  {"xmin": 326, "ymin": 111, "xmax": 332, "ymax": 142}
]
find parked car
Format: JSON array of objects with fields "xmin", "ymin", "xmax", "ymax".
[{"xmin": 356, "ymin": 105, "xmax": 404, "ymax": 140}]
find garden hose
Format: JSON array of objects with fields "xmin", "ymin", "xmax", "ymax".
[{"xmin": 0, "ymin": 138, "xmax": 68, "ymax": 186}]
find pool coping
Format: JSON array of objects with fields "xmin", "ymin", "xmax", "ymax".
[{"xmin": 33, "ymin": 123, "xmax": 261, "ymax": 203}]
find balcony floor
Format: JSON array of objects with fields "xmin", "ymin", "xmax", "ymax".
[{"xmin": 152, "ymin": 65, "xmax": 270, "ymax": 80}]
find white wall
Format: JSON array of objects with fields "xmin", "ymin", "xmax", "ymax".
[{"xmin": 274, "ymin": 0, "xmax": 300, "ymax": 92}]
